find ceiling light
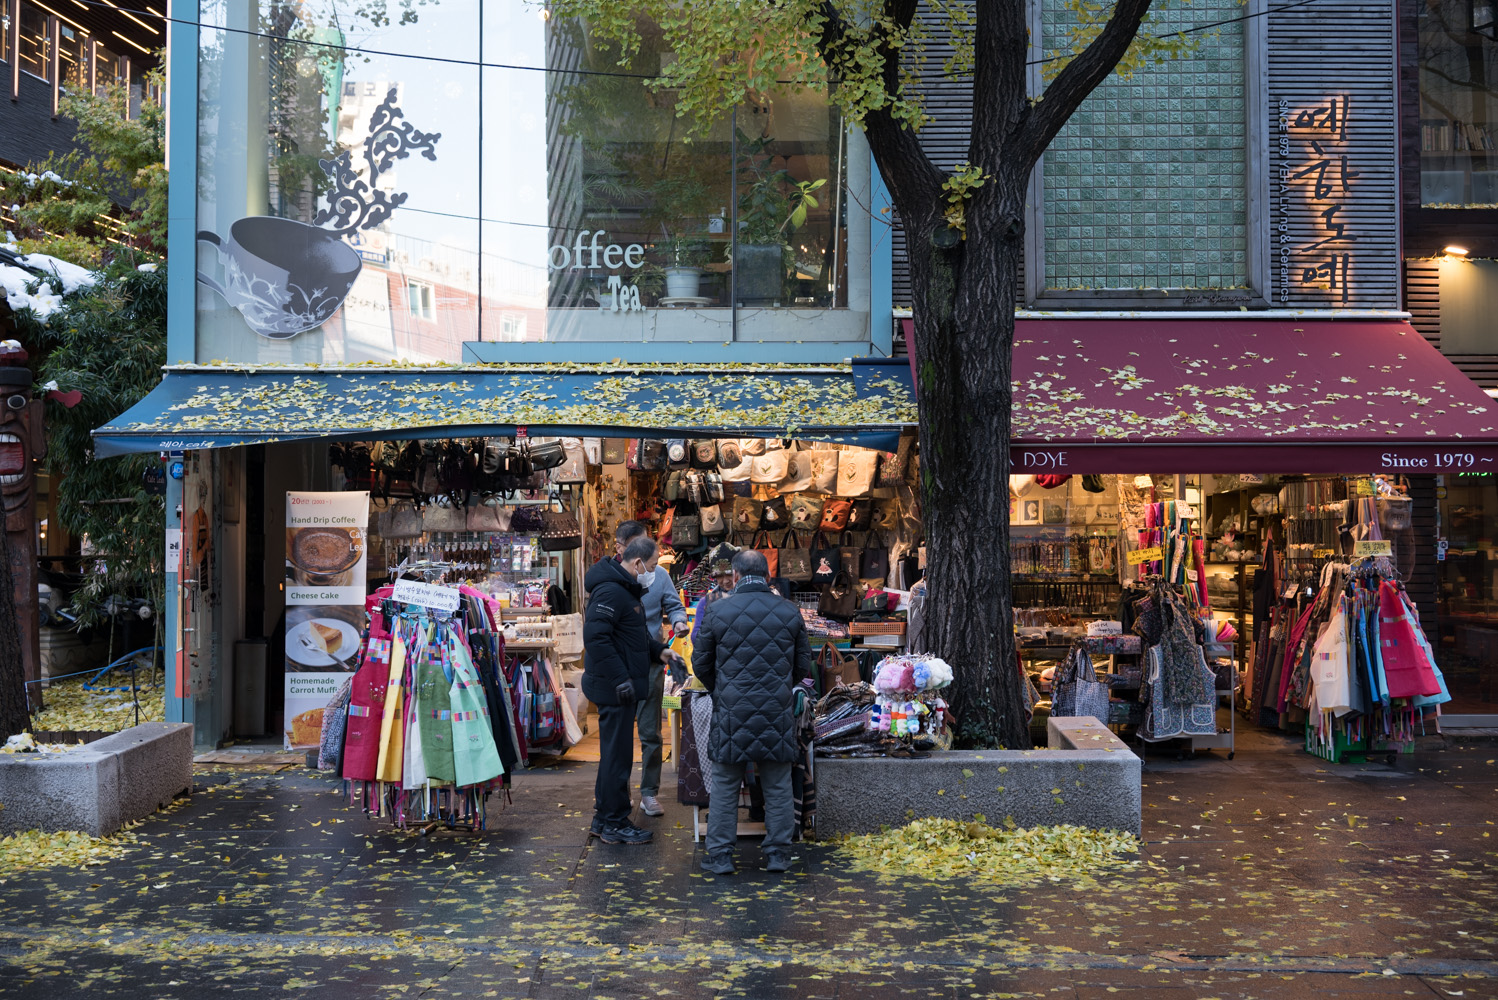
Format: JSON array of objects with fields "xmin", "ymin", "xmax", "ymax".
[{"xmin": 1445, "ymin": 244, "xmax": 1470, "ymax": 256}]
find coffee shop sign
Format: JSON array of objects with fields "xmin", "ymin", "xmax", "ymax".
[{"xmin": 550, "ymin": 230, "xmax": 646, "ymax": 314}]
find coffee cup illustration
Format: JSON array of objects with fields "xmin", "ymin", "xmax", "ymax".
[
  {"xmin": 287, "ymin": 526, "xmax": 365, "ymax": 586},
  {"xmin": 197, "ymin": 217, "xmax": 362, "ymax": 339},
  {"xmin": 198, "ymin": 87, "xmax": 440, "ymax": 340}
]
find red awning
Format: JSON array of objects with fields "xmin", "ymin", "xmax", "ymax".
[{"xmin": 901, "ymin": 317, "xmax": 1498, "ymax": 474}]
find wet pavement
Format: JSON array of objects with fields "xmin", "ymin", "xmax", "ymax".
[{"xmin": 0, "ymin": 726, "xmax": 1493, "ymax": 999}]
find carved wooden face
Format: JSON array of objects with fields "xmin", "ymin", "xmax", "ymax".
[{"xmin": 0, "ymin": 399, "xmax": 44, "ymax": 533}]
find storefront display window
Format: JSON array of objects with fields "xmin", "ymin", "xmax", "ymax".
[
  {"xmin": 1435, "ymin": 473, "xmax": 1498, "ymax": 714},
  {"xmin": 1419, "ymin": 0, "xmax": 1498, "ymax": 206},
  {"xmin": 193, "ymin": 1, "xmax": 872, "ymax": 366}
]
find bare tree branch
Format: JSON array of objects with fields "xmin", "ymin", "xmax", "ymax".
[{"xmin": 1011, "ymin": 0, "xmax": 1155, "ymax": 167}]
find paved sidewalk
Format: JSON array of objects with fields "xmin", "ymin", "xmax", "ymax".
[{"xmin": 0, "ymin": 729, "xmax": 1493, "ymax": 999}]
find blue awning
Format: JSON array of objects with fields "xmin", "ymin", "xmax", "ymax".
[{"xmin": 93, "ymin": 360, "xmax": 916, "ymax": 458}]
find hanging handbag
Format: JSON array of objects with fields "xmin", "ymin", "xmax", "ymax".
[
  {"xmin": 818, "ymin": 571, "xmax": 858, "ymax": 621},
  {"xmin": 873, "ymin": 497, "xmax": 902, "ymax": 531},
  {"xmin": 664, "ymin": 470, "xmax": 684, "ymax": 503},
  {"xmin": 510, "ymin": 504, "xmax": 547, "ymax": 533},
  {"xmin": 847, "ymin": 497, "xmax": 874, "ymax": 531},
  {"xmin": 423, "ymin": 503, "xmax": 465, "ymax": 532},
  {"xmin": 753, "ymin": 530, "xmax": 779, "ymax": 578},
  {"xmin": 780, "ymin": 531, "xmax": 813, "ymax": 582},
  {"xmin": 539, "ymin": 505, "xmax": 582, "ymax": 551},
  {"xmin": 732, "ymin": 496, "xmax": 764, "ymax": 532},
  {"xmin": 876, "ymin": 436, "xmax": 913, "ymax": 489},
  {"xmin": 382, "ymin": 501, "xmax": 424, "ymax": 539},
  {"xmin": 479, "ymin": 438, "xmax": 510, "ymax": 476},
  {"xmin": 700, "ymin": 504, "xmax": 726, "ymax": 536},
  {"xmin": 789, "ymin": 494, "xmax": 825, "ymax": 531},
  {"xmin": 692, "ymin": 439, "xmax": 718, "ymax": 469},
  {"xmin": 783, "ymin": 451, "xmax": 815, "ymax": 492},
  {"xmin": 809, "ymin": 450, "xmax": 839, "ymax": 493},
  {"xmin": 704, "ymin": 472, "xmax": 726, "ymax": 504},
  {"xmin": 717, "ymin": 439, "xmax": 743, "ymax": 468},
  {"xmin": 750, "ymin": 451, "xmax": 788, "ymax": 484},
  {"xmin": 761, "ymin": 494, "xmax": 790, "ymax": 531},
  {"xmin": 602, "ymin": 438, "xmax": 627, "ymax": 465},
  {"xmin": 721, "ymin": 452, "xmax": 753, "ymax": 483},
  {"xmin": 811, "ymin": 533, "xmax": 840, "ymax": 585},
  {"xmin": 666, "ymin": 439, "xmax": 690, "ymax": 469},
  {"xmin": 672, "ymin": 512, "xmax": 702, "ymax": 549},
  {"xmin": 466, "ymin": 503, "xmax": 509, "ymax": 532},
  {"xmin": 817, "ymin": 641, "xmax": 862, "ymax": 692},
  {"xmin": 1052, "ymin": 645, "xmax": 1112, "ymax": 721},
  {"xmin": 525, "ymin": 437, "xmax": 566, "ymax": 472},
  {"xmin": 657, "ymin": 507, "xmax": 675, "ymax": 544},
  {"xmin": 860, "ymin": 533, "xmax": 890, "ymax": 581},
  {"xmin": 836, "ymin": 450, "xmax": 879, "ymax": 496},
  {"xmin": 820, "ymin": 497, "xmax": 854, "ymax": 532},
  {"xmin": 683, "ymin": 469, "xmax": 707, "ymax": 505},
  {"xmin": 581, "ymin": 438, "xmax": 603, "ymax": 465},
  {"xmin": 742, "ymin": 437, "xmax": 767, "ymax": 457},
  {"xmin": 551, "ymin": 438, "xmax": 587, "ymax": 484},
  {"xmin": 839, "ymin": 541, "xmax": 859, "ymax": 579}
]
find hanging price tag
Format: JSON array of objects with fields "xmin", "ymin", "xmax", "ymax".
[
  {"xmin": 1127, "ymin": 546, "xmax": 1164, "ymax": 566},
  {"xmin": 1313, "ymin": 548, "xmax": 1336, "ymax": 559},
  {"xmin": 1354, "ymin": 539, "xmax": 1393, "ymax": 557},
  {"xmin": 392, "ymin": 579, "xmax": 461, "ymax": 612}
]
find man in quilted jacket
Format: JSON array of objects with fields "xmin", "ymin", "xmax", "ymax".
[{"xmin": 691, "ymin": 549, "xmax": 814, "ymax": 874}]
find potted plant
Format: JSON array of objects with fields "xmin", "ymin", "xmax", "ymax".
[
  {"xmin": 652, "ymin": 235, "xmax": 712, "ymax": 298},
  {"xmin": 733, "ymin": 130, "xmax": 826, "ymax": 306}
]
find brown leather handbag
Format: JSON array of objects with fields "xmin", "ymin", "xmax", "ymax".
[{"xmin": 817, "ymin": 641, "xmax": 862, "ymax": 693}]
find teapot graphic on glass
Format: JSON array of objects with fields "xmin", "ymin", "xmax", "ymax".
[{"xmin": 197, "ymin": 88, "xmax": 440, "ymax": 339}]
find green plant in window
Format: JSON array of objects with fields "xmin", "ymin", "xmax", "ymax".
[{"xmin": 735, "ymin": 130, "xmax": 827, "ymax": 248}]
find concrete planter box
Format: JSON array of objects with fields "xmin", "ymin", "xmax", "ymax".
[
  {"xmin": 814, "ymin": 716, "xmax": 1141, "ymax": 837},
  {"xmin": 0, "ymin": 722, "xmax": 193, "ymax": 836}
]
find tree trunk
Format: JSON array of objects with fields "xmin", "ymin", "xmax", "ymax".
[
  {"xmin": 907, "ymin": 195, "xmax": 1029, "ymax": 750},
  {"xmin": 0, "ymin": 515, "xmax": 31, "ymax": 738}
]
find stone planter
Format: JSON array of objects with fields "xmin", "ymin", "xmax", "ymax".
[{"xmin": 814, "ymin": 716, "xmax": 1141, "ymax": 837}]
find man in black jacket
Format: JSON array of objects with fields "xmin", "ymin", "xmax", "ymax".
[
  {"xmin": 692, "ymin": 549, "xmax": 814, "ymax": 874},
  {"xmin": 582, "ymin": 534, "xmax": 676, "ymax": 845}
]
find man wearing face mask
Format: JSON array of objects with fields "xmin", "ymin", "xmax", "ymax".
[{"xmin": 582, "ymin": 534, "xmax": 678, "ymax": 844}]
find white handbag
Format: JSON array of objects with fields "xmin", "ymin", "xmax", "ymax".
[
  {"xmin": 783, "ymin": 451, "xmax": 815, "ymax": 492},
  {"xmin": 809, "ymin": 450, "xmax": 839, "ymax": 493},
  {"xmin": 836, "ymin": 450, "xmax": 879, "ymax": 496},
  {"xmin": 750, "ymin": 451, "xmax": 789, "ymax": 484}
]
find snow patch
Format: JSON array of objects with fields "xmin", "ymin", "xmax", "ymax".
[
  {"xmin": 136, "ymin": 262, "xmax": 158, "ymax": 273},
  {"xmin": 0, "ymin": 264, "xmax": 65, "ymax": 319},
  {"xmin": 18, "ymin": 252, "xmax": 97, "ymax": 294}
]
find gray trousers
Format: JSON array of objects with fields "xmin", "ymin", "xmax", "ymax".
[
  {"xmin": 707, "ymin": 759, "xmax": 793, "ymax": 856},
  {"xmin": 634, "ymin": 664, "xmax": 665, "ymax": 796}
]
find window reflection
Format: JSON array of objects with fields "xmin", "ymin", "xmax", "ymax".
[
  {"xmin": 1420, "ymin": 0, "xmax": 1498, "ymax": 206},
  {"xmin": 18, "ymin": 2, "xmax": 51, "ymax": 82},
  {"xmin": 1437, "ymin": 474, "xmax": 1498, "ymax": 713}
]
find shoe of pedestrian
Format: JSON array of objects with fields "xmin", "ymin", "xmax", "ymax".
[
  {"xmin": 700, "ymin": 852, "xmax": 737, "ymax": 875},
  {"xmin": 588, "ymin": 818, "xmax": 604, "ymax": 838},
  {"xmin": 599, "ymin": 824, "xmax": 653, "ymax": 845},
  {"xmin": 763, "ymin": 850, "xmax": 793, "ymax": 873},
  {"xmin": 640, "ymin": 794, "xmax": 664, "ymax": 817}
]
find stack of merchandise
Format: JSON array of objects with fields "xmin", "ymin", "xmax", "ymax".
[{"xmin": 868, "ymin": 654, "xmax": 954, "ymax": 749}]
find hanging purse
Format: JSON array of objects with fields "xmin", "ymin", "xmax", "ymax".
[
  {"xmin": 809, "ymin": 450, "xmax": 839, "ymax": 493},
  {"xmin": 742, "ymin": 437, "xmax": 767, "ymax": 457},
  {"xmin": 423, "ymin": 503, "xmax": 465, "ymax": 532},
  {"xmin": 510, "ymin": 504, "xmax": 548, "ymax": 533},
  {"xmin": 683, "ymin": 469, "xmax": 707, "ymax": 505},
  {"xmin": 732, "ymin": 496, "xmax": 764, "ymax": 532},
  {"xmin": 820, "ymin": 497, "xmax": 854, "ymax": 532},
  {"xmin": 873, "ymin": 497, "xmax": 902, "ymax": 531},
  {"xmin": 704, "ymin": 472, "xmax": 726, "ymax": 504},
  {"xmin": 860, "ymin": 533, "xmax": 890, "ymax": 581},
  {"xmin": 466, "ymin": 503, "xmax": 510, "ymax": 532},
  {"xmin": 700, "ymin": 504, "xmax": 726, "ymax": 537},
  {"xmin": 539, "ymin": 504, "xmax": 582, "ymax": 551},
  {"xmin": 761, "ymin": 494, "xmax": 790, "ymax": 531},
  {"xmin": 551, "ymin": 438, "xmax": 587, "ymax": 484},
  {"xmin": 753, "ymin": 530, "xmax": 779, "ymax": 577},
  {"xmin": 789, "ymin": 494, "xmax": 825, "ymax": 531},
  {"xmin": 783, "ymin": 451, "xmax": 815, "ymax": 492},
  {"xmin": 818, "ymin": 571, "xmax": 858, "ymax": 621},
  {"xmin": 1052, "ymin": 645, "xmax": 1112, "ymax": 721},
  {"xmin": 847, "ymin": 497, "xmax": 874, "ymax": 531},
  {"xmin": 666, "ymin": 439, "xmax": 690, "ymax": 469},
  {"xmin": 383, "ymin": 501, "xmax": 423, "ymax": 539},
  {"xmin": 811, "ymin": 533, "xmax": 840, "ymax": 585},
  {"xmin": 717, "ymin": 439, "xmax": 743, "ymax": 468},
  {"xmin": 692, "ymin": 439, "xmax": 718, "ymax": 469},
  {"xmin": 603, "ymin": 438, "xmax": 628, "ymax": 465},
  {"xmin": 780, "ymin": 531, "xmax": 813, "ymax": 582},
  {"xmin": 582, "ymin": 437, "xmax": 603, "ymax": 465},
  {"xmin": 875, "ymin": 436, "xmax": 913, "ymax": 489},
  {"xmin": 750, "ymin": 451, "xmax": 789, "ymax": 484},
  {"xmin": 836, "ymin": 450, "xmax": 879, "ymax": 496},
  {"xmin": 658, "ymin": 507, "xmax": 675, "ymax": 544},
  {"xmin": 721, "ymin": 452, "xmax": 753, "ymax": 483},
  {"xmin": 672, "ymin": 512, "xmax": 702, "ymax": 549},
  {"xmin": 664, "ymin": 470, "xmax": 684, "ymax": 503},
  {"xmin": 526, "ymin": 437, "xmax": 567, "ymax": 471}
]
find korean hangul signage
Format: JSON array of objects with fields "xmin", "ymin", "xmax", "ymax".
[{"xmin": 1277, "ymin": 95, "xmax": 1360, "ymax": 305}]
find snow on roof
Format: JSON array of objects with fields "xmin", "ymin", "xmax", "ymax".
[{"xmin": 0, "ymin": 246, "xmax": 98, "ymax": 320}]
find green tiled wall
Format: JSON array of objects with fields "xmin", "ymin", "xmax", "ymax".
[{"xmin": 1042, "ymin": 0, "xmax": 1248, "ymax": 291}]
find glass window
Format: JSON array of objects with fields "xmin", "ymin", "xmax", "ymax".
[
  {"xmin": 406, "ymin": 280, "xmax": 435, "ymax": 321},
  {"xmin": 1, "ymin": 5, "xmax": 11, "ymax": 65},
  {"xmin": 1042, "ymin": 0, "xmax": 1248, "ymax": 292},
  {"xmin": 18, "ymin": 3, "xmax": 51, "ymax": 82},
  {"xmin": 1436, "ymin": 474, "xmax": 1498, "ymax": 714},
  {"xmin": 1419, "ymin": 0, "xmax": 1498, "ymax": 206},
  {"xmin": 57, "ymin": 24, "xmax": 84, "ymax": 89},
  {"xmin": 93, "ymin": 43, "xmax": 120, "ymax": 92}
]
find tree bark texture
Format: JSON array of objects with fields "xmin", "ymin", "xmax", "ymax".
[{"xmin": 816, "ymin": 0, "xmax": 1152, "ymax": 747}]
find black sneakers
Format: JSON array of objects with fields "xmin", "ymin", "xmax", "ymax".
[
  {"xmin": 700, "ymin": 852, "xmax": 737, "ymax": 875},
  {"xmin": 763, "ymin": 850, "xmax": 793, "ymax": 873},
  {"xmin": 598, "ymin": 823, "xmax": 653, "ymax": 845}
]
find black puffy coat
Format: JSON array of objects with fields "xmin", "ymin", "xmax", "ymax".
[
  {"xmin": 692, "ymin": 580, "xmax": 814, "ymax": 763},
  {"xmin": 582, "ymin": 557, "xmax": 664, "ymax": 707}
]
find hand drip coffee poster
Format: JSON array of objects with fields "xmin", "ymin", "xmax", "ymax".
[{"xmin": 285, "ymin": 491, "xmax": 369, "ymax": 749}]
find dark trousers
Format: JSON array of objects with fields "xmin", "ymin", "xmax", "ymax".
[{"xmin": 593, "ymin": 702, "xmax": 635, "ymax": 827}]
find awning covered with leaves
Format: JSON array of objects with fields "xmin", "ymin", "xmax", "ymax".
[
  {"xmin": 904, "ymin": 317, "xmax": 1498, "ymax": 473},
  {"xmin": 91, "ymin": 360, "xmax": 917, "ymax": 458}
]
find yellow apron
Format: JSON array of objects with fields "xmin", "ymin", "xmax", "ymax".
[{"xmin": 375, "ymin": 625, "xmax": 411, "ymax": 783}]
